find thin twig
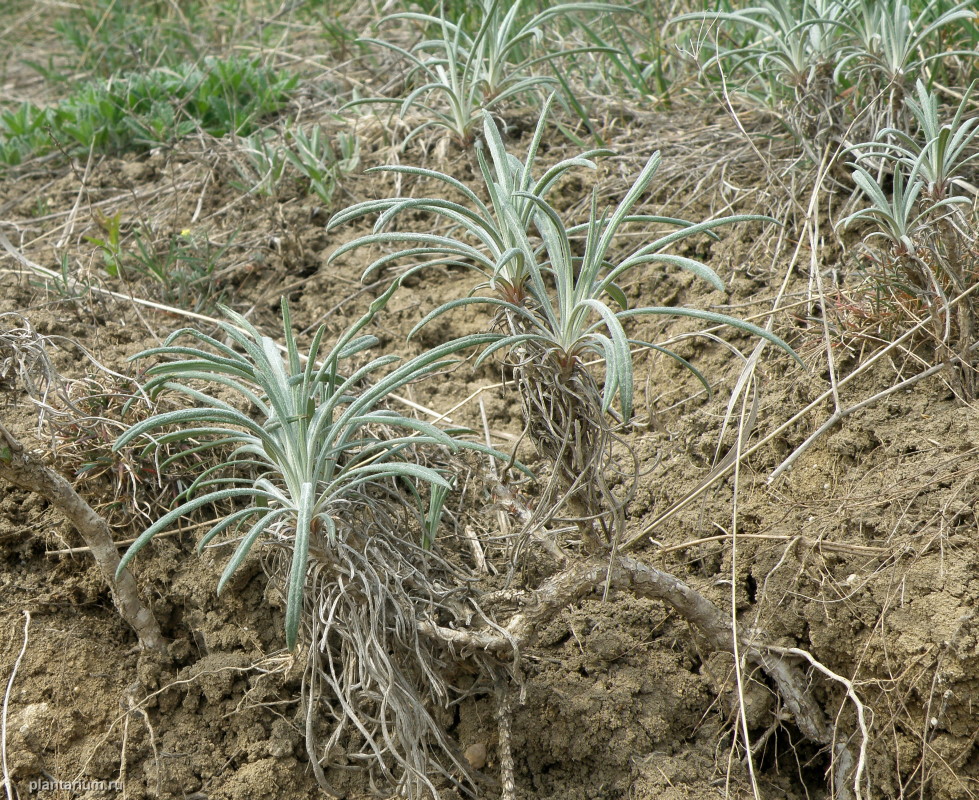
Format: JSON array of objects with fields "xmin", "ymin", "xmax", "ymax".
[
  {"xmin": 44, "ymin": 521, "xmax": 206, "ymax": 556},
  {"xmin": 807, "ymin": 148, "xmax": 842, "ymax": 414},
  {"xmin": 765, "ymin": 646, "xmax": 869, "ymax": 800},
  {"xmin": 729, "ymin": 377, "xmax": 762, "ymax": 800},
  {"xmin": 2, "ymin": 611, "xmax": 30, "ymax": 800},
  {"xmin": 480, "ymin": 396, "xmax": 510, "ymax": 543},
  {"xmin": 655, "ymin": 532, "xmax": 887, "ymax": 557}
]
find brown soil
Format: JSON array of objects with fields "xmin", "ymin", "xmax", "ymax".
[{"xmin": 4, "ymin": 7, "xmax": 979, "ymax": 800}]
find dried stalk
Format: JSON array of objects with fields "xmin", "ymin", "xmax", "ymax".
[{"xmin": 0, "ymin": 423, "xmax": 166, "ymax": 653}]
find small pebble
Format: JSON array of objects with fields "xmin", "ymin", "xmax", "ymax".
[{"xmin": 464, "ymin": 742, "xmax": 487, "ymax": 770}]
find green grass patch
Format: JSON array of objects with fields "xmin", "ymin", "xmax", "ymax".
[
  {"xmin": 0, "ymin": 56, "xmax": 297, "ymax": 166},
  {"xmin": 50, "ymin": 0, "xmax": 205, "ymax": 77},
  {"xmin": 44, "ymin": 0, "xmax": 294, "ymax": 77}
]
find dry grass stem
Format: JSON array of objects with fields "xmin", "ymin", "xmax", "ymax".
[{"xmin": 2, "ymin": 612, "xmax": 30, "ymax": 800}]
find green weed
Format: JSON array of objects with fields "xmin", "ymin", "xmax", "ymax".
[
  {"xmin": 79, "ymin": 212, "xmax": 235, "ymax": 311},
  {"xmin": 0, "ymin": 57, "xmax": 297, "ymax": 166},
  {"xmin": 84, "ymin": 211, "xmax": 125, "ymax": 278},
  {"xmin": 236, "ymin": 123, "xmax": 360, "ymax": 204},
  {"xmin": 51, "ymin": 0, "xmax": 204, "ymax": 76},
  {"xmin": 128, "ymin": 228, "xmax": 236, "ymax": 313}
]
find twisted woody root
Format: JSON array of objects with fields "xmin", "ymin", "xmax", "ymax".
[{"xmin": 420, "ymin": 554, "xmax": 861, "ymax": 800}]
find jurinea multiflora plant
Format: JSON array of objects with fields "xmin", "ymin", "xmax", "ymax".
[
  {"xmin": 674, "ymin": 0, "xmax": 976, "ymax": 146},
  {"xmin": 352, "ymin": 0, "xmax": 616, "ymax": 145},
  {"xmin": 839, "ymin": 101, "xmax": 979, "ymax": 398},
  {"xmin": 331, "ymin": 106, "xmax": 800, "ymax": 543},
  {"xmin": 838, "ymin": 155, "xmax": 969, "ymax": 254},
  {"xmin": 839, "ymin": 78, "xmax": 977, "ymax": 255},
  {"xmin": 864, "ymin": 80, "xmax": 979, "ymax": 202},
  {"xmin": 329, "ymin": 94, "xmax": 612, "ymax": 304},
  {"xmin": 113, "ymin": 291, "xmax": 510, "ymax": 650}
]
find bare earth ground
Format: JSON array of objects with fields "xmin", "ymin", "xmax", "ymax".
[{"xmin": 4, "ymin": 13, "xmax": 979, "ymax": 800}]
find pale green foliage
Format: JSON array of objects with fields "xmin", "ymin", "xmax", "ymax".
[
  {"xmin": 329, "ymin": 94, "xmax": 611, "ymax": 296},
  {"xmin": 328, "ymin": 104, "xmax": 800, "ymax": 544},
  {"xmin": 674, "ymin": 0, "xmax": 851, "ymax": 103},
  {"xmin": 674, "ymin": 0, "xmax": 976, "ymax": 145},
  {"xmin": 838, "ymin": 158, "xmax": 964, "ymax": 251},
  {"xmin": 283, "ymin": 124, "xmax": 360, "ymax": 203},
  {"xmin": 331, "ymin": 101, "xmax": 799, "ymax": 421},
  {"xmin": 870, "ymin": 80, "xmax": 979, "ymax": 200},
  {"xmin": 835, "ymin": 0, "xmax": 975, "ymax": 93},
  {"xmin": 353, "ymin": 0, "xmax": 616, "ymax": 143},
  {"xmin": 114, "ymin": 292, "xmax": 503, "ymax": 649},
  {"xmin": 237, "ymin": 123, "xmax": 360, "ymax": 203},
  {"xmin": 838, "ymin": 99, "xmax": 979, "ymax": 398},
  {"xmin": 840, "ymin": 80, "xmax": 977, "ymax": 249}
]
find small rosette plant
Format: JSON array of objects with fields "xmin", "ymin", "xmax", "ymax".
[
  {"xmin": 114, "ymin": 290, "xmax": 507, "ymax": 649},
  {"xmin": 330, "ymin": 107, "xmax": 801, "ymax": 545}
]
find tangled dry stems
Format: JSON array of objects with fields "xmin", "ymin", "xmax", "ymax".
[
  {"xmin": 511, "ymin": 346, "xmax": 625, "ymax": 549},
  {"xmin": 263, "ymin": 481, "xmax": 506, "ymax": 799}
]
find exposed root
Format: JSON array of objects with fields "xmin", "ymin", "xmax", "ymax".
[
  {"xmin": 2, "ymin": 612, "xmax": 30, "ymax": 800},
  {"xmin": 270, "ymin": 497, "xmax": 503, "ymax": 800},
  {"xmin": 765, "ymin": 646, "xmax": 870, "ymax": 800},
  {"xmin": 495, "ymin": 672, "xmax": 517, "ymax": 800},
  {"xmin": 0, "ymin": 423, "xmax": 166, "ymax": 653},
  {"xmin": 420, "ymin": 553, "xmax": 865, "ymax": 800},
  {"xmin": 511, "ymin": 348, "xmax": 636, "ymax": 551}
]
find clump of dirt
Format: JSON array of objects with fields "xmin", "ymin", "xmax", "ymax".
[{"xmin": 509, "ymin": 595, "xmax": 722, "ymax": 800}]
